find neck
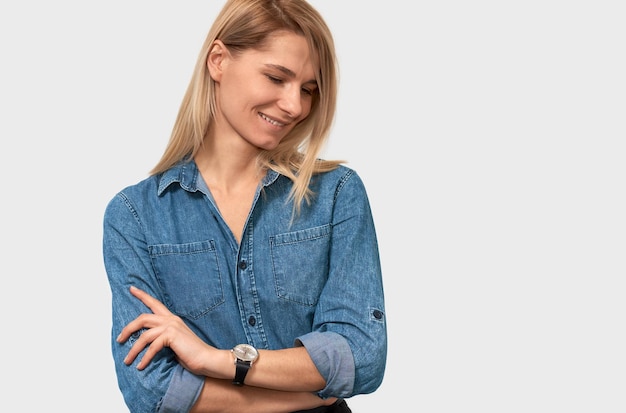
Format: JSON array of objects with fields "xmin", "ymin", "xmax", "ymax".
[{"xmin": 195, "ymin": 148, "xmax": 263, "ymax": 194}]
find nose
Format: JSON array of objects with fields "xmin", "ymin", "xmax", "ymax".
[{"xmin": 277, "ymin": 85, "xmax": 304, "ymax": 119}]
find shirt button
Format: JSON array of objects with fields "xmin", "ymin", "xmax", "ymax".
[
  {"xmin": 248, "ymin": 316, "xmax": 256, "ymax": 326},
  {"xmin": 373, "ymin": 310, "xmax": 383, "ymax": 320},
  {"xmin": 238, "ymin": 260, "xmax": 247, "ymax": 270}
]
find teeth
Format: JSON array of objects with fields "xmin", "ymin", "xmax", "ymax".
[{"xmin": 260, "ymin": 113, "xmax": 284, "ymax": 126}]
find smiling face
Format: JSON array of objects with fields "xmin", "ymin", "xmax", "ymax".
[{"xmin": 207, "ymin": 30, "xmax": 319, "ymax": 152}]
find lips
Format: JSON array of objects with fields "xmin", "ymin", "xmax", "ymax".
[{"xmin": 259, "ymin": 112, "xmax": 286, "ymax": 127}]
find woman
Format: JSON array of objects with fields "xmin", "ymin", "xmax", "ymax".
[{"xmin": 103, "ymin": 0, "xmax": 387, "ymax": 411}]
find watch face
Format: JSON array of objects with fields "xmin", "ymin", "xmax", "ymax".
[{"xmin": 233, "ymin": 344, "xmax": 259, "ymax": 362}]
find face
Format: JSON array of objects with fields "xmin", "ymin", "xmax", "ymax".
[{"xmin": 208, "ymin": 31, "xmax": 319, "ymax": 151}]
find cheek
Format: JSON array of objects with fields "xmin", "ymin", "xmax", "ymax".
[
  {"xmin": 299, "ymin": 98, "xmax": 314, "ymax": 120},
  {"xmin": 219, "ymin": 81, "xmax": 258, "ymax": 113}
]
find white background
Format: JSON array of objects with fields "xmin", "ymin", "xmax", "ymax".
[{"xmin": 1, "ymin": 1, "xmax": 624, "ymax": 412}]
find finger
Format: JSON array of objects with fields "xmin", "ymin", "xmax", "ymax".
[
  {"xmin": 121, "ymin": 329, "xmax": 149, "ymax": 365},
  {"xmin": 136, "ymin": 337, "xmax": 166, "ymax": 370},
  {"xmin": 129, "ymin": 286, "xmax": 171, "ymax": 315},
  {"xmin": 123, "ymin": 325, "xmax": 165, "ymax": 367},
  {"xmin": 122, "ymin": 340, "xmax": 142, "ymax": 366},
  {"xmin": 116, "ymin": 313, "xmax": 159, "ymax": 343}
]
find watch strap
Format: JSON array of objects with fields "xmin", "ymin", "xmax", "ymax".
[{"xmin": 232, "ymin": 359, "xmax": 251, "ymax": 386}]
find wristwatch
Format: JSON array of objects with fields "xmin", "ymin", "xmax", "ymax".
[{"xmin": 231, "ymin": 343, "xmax": 259, "ymax": 386}]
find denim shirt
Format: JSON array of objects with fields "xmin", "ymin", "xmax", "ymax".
[{"xmin": 103, "ymin": 160, "xmax": 387, "ymax": 413}]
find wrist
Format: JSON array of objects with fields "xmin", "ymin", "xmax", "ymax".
[{"xmin": 231, "ymin": 344, "xmax": 259, "ymax": 386}]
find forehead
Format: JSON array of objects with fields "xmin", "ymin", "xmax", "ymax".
[{"xmin": 241, "ymin": 31, "xmax": 319, "ymax": 79}]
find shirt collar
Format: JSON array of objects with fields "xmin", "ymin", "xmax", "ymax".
[{"xmin": 156, "ymin": 160, "xmax": 281, "ymax": 196}]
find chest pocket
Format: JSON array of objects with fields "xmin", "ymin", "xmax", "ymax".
[
  {"xmin": 270, "ymin": 224, "xmax": 331, "ymax": 306},
  {"xmin": 149, "ymin": 240, "xmax": 225, "ymax": 319}
]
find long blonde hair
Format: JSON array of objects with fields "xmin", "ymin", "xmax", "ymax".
[{"xmin": 151, "ymin": 0, "xmax": 343, "ymax": 213}]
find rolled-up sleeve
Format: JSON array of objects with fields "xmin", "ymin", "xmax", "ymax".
[
  {"xmin": 295, "ymin": 170, "xmax": 387, "ymax": 398},
  {"xmin": 104, "ymin": 191, "xmax": 205, "ymax": 413},
  {"xmin": 158, "ymin": 365, "xmax": 204, "ymax": 413},
  {"xmin": 296, "ymin": 331, "xmax": 355, "ymax": 398}
]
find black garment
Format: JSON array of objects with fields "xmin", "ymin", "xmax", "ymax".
[{"xmin": 292, "ymin": 399, "xmax": 352, "ymax": 413}]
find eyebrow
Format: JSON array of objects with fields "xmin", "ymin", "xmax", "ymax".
[{"xmin": 264, "ymin": 64, "xmax": 318, "ymax": 86}]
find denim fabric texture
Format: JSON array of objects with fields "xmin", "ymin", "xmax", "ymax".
[{"xmin": 103, "ymin": 160, "xmax": 387, "ymax": 413}]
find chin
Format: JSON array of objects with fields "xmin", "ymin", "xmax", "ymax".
[{"xmin": 255, "ymin": 139, "xmax": 282, "ymax": 151}]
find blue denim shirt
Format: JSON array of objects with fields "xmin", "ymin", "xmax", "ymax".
[{"xmin": 103, "ymin": 160, "xmax": 387, "ymax": 413}]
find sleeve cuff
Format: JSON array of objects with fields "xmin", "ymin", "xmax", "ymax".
[
  {"xmin": 296, "ymin": 331, "xmax": 355, "ymax": 398},
  {"xmin": 157, "ymin": 365, "xmax": 204, "ymax": 413}
]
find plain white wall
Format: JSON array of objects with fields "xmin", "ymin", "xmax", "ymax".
[{"xmin": 1, "ymin": 1, "xmax": 624, "ymax": 411}]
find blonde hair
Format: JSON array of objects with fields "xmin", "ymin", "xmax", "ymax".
[{"xmin": 151, "ymin": 0, "xmax": 343, "ymax": 213}]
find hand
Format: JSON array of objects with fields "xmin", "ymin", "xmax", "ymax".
[{"xmin": 117, "ymin": 286, "xmax": 218, "ymax": 374}]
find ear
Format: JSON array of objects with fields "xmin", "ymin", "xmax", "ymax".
[{"xmin": 207, "ymin": 40, "xmax": 228, "ymax": 82}]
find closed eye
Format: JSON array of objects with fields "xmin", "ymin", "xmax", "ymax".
[
  {"xmin": 267, "ymin": 74, "xmax": 283, "ymax": 84},
  {"xmin": 267, "ymin": 74, "xmax": 316, "ymax": 96}
]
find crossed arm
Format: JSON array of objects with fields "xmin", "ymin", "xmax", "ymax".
[{"xmin": 117, "ymin": 286, "xmax": 337, "ymax": 413}]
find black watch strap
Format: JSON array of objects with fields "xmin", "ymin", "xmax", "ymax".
[{"xmin": 232, "ymin": 359, "xmax": 252, "ymax": 386}]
